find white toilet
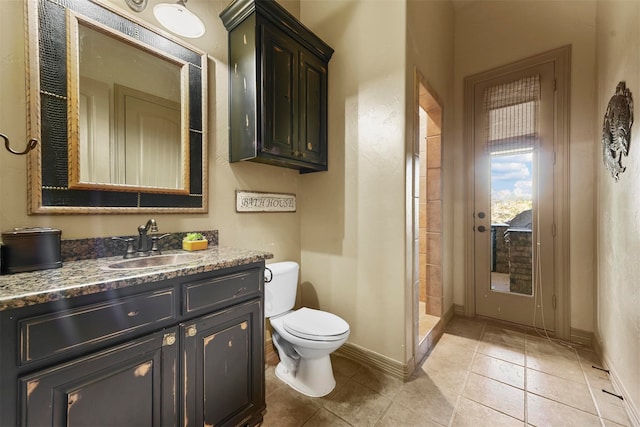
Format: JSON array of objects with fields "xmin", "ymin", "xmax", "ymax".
[{"xmin": 265, "ymin": 261, "xmax": 350, "ymax": 397}]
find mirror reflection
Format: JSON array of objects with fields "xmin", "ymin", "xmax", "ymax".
[
  {"xmin": 71, "ymin": 19, "xmax": 188, "ymax": 191},
  {"xmin": 26, "ymin": 0, "xmax": 207, "ymax": 214}
]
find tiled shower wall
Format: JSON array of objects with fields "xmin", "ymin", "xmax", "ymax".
[{"xmin": 419, "ymin": 113, "xmax": 442, "ymax": 317}]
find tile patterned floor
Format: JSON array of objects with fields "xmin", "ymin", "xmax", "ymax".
[{"xmin": 262, "ymin": 316, "xmax": 631, "ymax": 426}]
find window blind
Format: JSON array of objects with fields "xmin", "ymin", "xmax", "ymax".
[{"xmin": 484, "ymin": 75, "xmax": 540, "ymax": 155}]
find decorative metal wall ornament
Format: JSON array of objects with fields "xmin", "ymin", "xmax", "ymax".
[
  {"xmin": 124, "ymin": 0, "xmax": 148, "ymax": 12},
  {"xmin": 602, "ymin": 81, "xmax": 634, "ymax": 181}
]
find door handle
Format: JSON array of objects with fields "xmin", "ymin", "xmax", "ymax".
[{"xmin": 477, "ymin": 225, "xmax": 487, "ymax": 232}]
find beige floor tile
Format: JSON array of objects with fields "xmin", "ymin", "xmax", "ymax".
[
  {"xmin": 394, "ymin": 371, "xmax": 459, "ymax": 426},
  {"xmin": 462, "ymin": 372, "xmax": 525, "ymax": 421},
  {"xmin": 331, "ymin": 355, "xmax": 362, "ymax": 379},
  {"xmin": 301, "ymin": 408, "xmax": 350, "ymax": 427},
  {"xmin": 575, "ymin": 347, "xmax": 602, "ymax": 367},
  {"xmin": 482, "ymin": 325, "xmax": 526, "ymax": 349},
  {"xmin": 477, "ymin": 340, "xmax": 525, "ymax": 366},
  {"xmin": 525, "ymin": 334, "xmax": 579, "ymax": 359},
  {"xmin": 323, "ymin": 380, "xmax": 391, "ymax": 426},
  {"xmin": 351, "ymin": 364, "xmax": 404, "ymax": 399},
  {"xmin": 583, "ymin": 364, "xmax": 615, "ymax": 390},
  {"xmin": 262, "ymin": 386, "xmax": 322, "ymax": 427},
  {"xmin": 445, "ymin": 317, "xmax": 486, "ymax": 341},
  {"xmin": 598, "ymin": 401, "xmax": 632, "ymax": 426},
  {"xmin": 525, "ymin": 368, "xmax": 596, "ymax": 414},
  {"xmin": 526, "ymin": 353, "xmax": 586, "ymax": 384},
  {"xmin": 422, "ymin": 339, "xmax": 476, "ymax": 371},
  {"xmin": 420, "ymin": 364, "xmax": 470, "ymax": 396},
  {"xmin": 376, "ymin": 402, "xmax": 444, "ymax": 427},
  {"xmin": 265, "ymin": 363, "xmax": 286, "ymax": 397},
  {"xmin": 471, "ymin": 353, "xmax": 525, "ymax": 389},
  {"xmin": 436, "ymin": 331, "xmax": 480, "ymax": 352},
  {"xmin": 592, "ymin": 388, "xmax": 630, "ymax": 426},
  {"xmin": 526, "ymin": 393, "xmax": 601, "ymax": 427},
  {"xmin": 452, "ymin": 396, "xmax": 524, "ymax": 427}
]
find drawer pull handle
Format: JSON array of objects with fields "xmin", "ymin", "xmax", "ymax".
[
  {"xmin": 127, "ymin": 311, "xmax": 139, "ymax": 317},
  {"xmin": 163, "ymin": 333, "xmax": 176, "ymax": 346},
  {"xmin": 234, "ymin": 287, "xmax": 247, "ymax": 297},
  {"xmin": 186, "ymin": 326, "xmax": 197, "ymax": 337}
]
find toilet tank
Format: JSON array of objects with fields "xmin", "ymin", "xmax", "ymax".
[{"xmin": 264, "ymin": 261, "xmax": 299, "ymax": 318}]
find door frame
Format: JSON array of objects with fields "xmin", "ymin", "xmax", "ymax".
[{"xmin": 463, "ymin": 45, "xmax": 571, "ymax": 339}]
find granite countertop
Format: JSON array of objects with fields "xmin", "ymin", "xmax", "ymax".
[{"xmin": 0, "ymin": 246, "xmax": 273, "ymax": 312}]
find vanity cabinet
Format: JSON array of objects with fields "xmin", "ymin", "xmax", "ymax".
[
  {"xmin": 0, "ymin": 262, "xmax": 265, "ymax": 427},
  {"xmin": 221, "ymin": 0, "xmax": 334, "ymax": 173}
]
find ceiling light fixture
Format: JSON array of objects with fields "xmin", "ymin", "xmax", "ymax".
[{"xmin": 153, "ymin": 0, "xmax": 205, "ymax": 39}]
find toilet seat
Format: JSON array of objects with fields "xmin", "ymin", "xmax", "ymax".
[{"xmin": 282, "ymin": 307, "xmax": 349, "ymax": 341}]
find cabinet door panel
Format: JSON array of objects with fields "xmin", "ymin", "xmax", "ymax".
[
  {"xmin": 228, "ymin": 15, "xmax": 258, "ymax": 162},
  {"xmin": 182, "ymin": 299, "xmax": 264, "ymax": 427},
  {"xmin": 299, "ymin": 49, "xmax": 328, "ymax": 168},
  {"xmin": 19, "ymin": 328, "xmax": 178, "ymax": 427},
  {"xmin": 262, "ymin": 24, "xmax": 298, "ymax": 159}
]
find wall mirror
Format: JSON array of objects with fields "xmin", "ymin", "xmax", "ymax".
[{"xmin": 26, "ymin": 0, "xmax": 208, "ymax": 214}]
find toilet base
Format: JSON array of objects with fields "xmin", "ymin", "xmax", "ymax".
[{"xmin": 275, "ymin": 355, "xmax": 336, "ymax": 397}]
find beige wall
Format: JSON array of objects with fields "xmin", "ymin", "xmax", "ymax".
[
  {"xmin": 452, "ymin": 0, "xmax": 597, "ymax": 332},
  {"xmin": 0, "ymin": 0, "xmax": 301, "ymax": 262},
  {"xmin": 595, "ymin": 0, "xmax": 640, "ymax": 420},
  {"xmin": 298, "ymin": 0, "xmax": 408, "ymax": 362}
]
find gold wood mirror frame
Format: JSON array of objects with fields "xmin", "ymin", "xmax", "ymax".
[{"xmin": 26, "ymin": 0, "xmax": 208, "ymax": 214}]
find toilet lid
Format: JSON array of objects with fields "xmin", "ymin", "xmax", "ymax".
[{"xmin": 282, "ymin": 307, "xmax": 349, "ymax": 340}]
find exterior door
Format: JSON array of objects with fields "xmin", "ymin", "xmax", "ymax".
[{"xmin": 472, "ymin": 61, "xmax": 556, "ymax": 329}]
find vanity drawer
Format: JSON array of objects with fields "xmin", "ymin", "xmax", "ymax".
[
  {"xmin": 183, "ymin": 268, "xmax": 262, "ymax": 315},
  {"xmin": 19, "ymin": 288, "xmax": 176, "ymax": 366}
]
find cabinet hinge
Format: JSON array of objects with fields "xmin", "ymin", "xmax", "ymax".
[
  {"xmin": 552, "ymin": 294, "xmax": 557, "ymax": 310},
  {"xmin": 554, "ymin": 78, "xmax": 557, "ymax": 92},
  {"xmin": 552, "ymin": 223, "xmax": 556, "ymax": 237}
]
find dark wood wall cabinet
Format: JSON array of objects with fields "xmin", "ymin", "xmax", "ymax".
[
  {"xmin": 220, "ymin": 0, "xmax": 334, "ymax": 173},
  {"xmin": 0, "ymin": 262, "xmax": 265, "ymax": 427}
]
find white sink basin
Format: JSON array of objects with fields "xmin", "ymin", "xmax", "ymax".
[{"xmin": 105, "ymin": 253, "xmax": 204, "ymax": 270}]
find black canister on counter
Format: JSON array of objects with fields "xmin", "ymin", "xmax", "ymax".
[{"xmin": 1, "ymin": 228, "xmax": 62, "ymax": 274}]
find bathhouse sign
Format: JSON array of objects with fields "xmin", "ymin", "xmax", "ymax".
[{"xmin": 236, "ymin": 190, "xmax": 296, "ymax": 213}]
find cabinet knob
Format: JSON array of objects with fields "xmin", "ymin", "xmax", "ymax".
[
  {"xmin": 186, "ymin": 325, "xmax": 197, "ymax": 337},
  {"xmin": 163, "ymin": 333, "xmax": 176, "ymax": 346}
]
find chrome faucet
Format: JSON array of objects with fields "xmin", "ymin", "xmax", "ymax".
[{"xmin": 137, "ymin": 219, "xmax": 158, "ymax": 254}]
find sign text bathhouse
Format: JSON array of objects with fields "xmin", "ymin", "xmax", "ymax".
[{"xmin": 236, "ymin": 190, "xmax": 296, "ymax": 212}]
